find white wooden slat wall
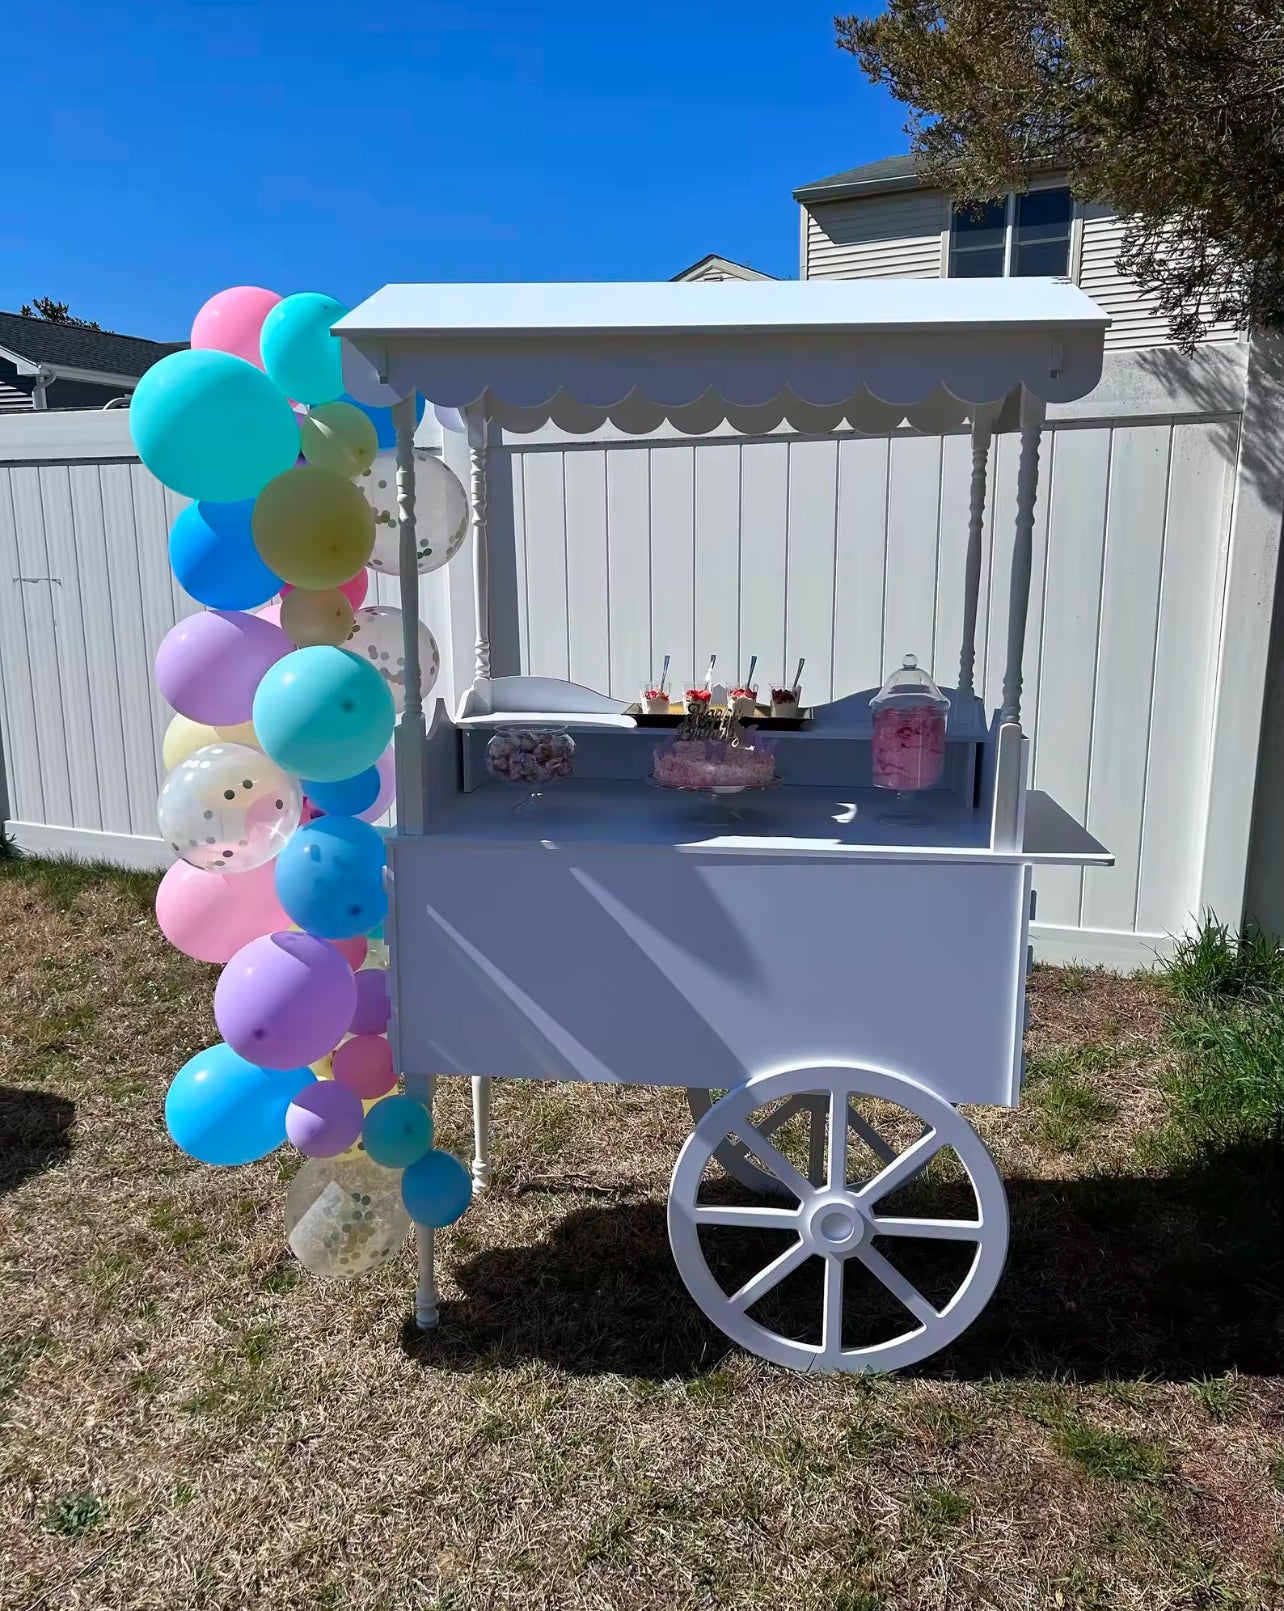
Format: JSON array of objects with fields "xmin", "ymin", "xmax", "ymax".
[{"xmin": 491, "ymin": 414, "xmax": 1240, "ymax": 959}]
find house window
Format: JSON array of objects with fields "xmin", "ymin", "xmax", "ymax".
[{"xmin": 948, "ymin": 188, "xmax": 1073, "ymax": 278}]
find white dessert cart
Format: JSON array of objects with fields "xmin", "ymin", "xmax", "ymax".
[{"xmin": 336, "ymin": 280, "xmax": 1113, "ymax": 1374}]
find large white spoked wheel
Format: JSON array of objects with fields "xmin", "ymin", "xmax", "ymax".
[{"xmin": 669, "ymin": 1064, "xmax": 1009, "ymax": 1374}]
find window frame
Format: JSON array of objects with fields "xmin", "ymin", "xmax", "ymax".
[{"xmin": 942, "ymin": 184, "xmax": 1079, "ymax": 281}]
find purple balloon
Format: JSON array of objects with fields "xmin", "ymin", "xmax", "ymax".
[
  {"xmin": 155, "ymin": 609, "xmax": 291, "ymax": 725},
  {"xmin": 285, "ymin": 1079, "xmax": 365, "ymax": 1157},
  {"xmin": 215, "ymin": 931, "xmax": 357, "ymax": 1070},
  {"xmin": 349, "ymin": 967, "xmax": 391, "ymax": 1036}
]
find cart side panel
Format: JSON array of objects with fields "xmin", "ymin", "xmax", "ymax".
[{"xmin": 389, "ymin": 843, "xmax": 1030, "ymax": 1107}]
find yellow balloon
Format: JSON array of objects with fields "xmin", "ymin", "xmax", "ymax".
[
  {"xmin": 300, "ymin": 402, "xmax": 379, "ymax": 479},
  {"xmin": 310, "ymin": 1053, "xmax": 334, "ymax": 1081},
  {"xmin": 162, "ymin": 712, "xmax": 260, "ymax": 771},
  {"xmin": 280, "ymin": 586, "xmax": 355, "ymax": 648},
  {"xmin": 251, "ymin": 466, "xmax": 375, "ymax": 590}
]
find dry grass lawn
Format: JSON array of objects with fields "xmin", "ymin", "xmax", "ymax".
[{"xmin": 0, "ymin": 857, "xmax": 1281, "ymax": 1610}]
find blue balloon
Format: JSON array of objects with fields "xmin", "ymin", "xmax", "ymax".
[
  {"xmin": 130, "ymin": 348, "xmax": 300, "ymax": 502},
  {"xmin": 363, "ymin": 1095, "xmax": 433, "ymax": 1169},
  {"xmin": 260, "ymin": 292, "xmax": 347, "ymax": 406},
  {"xmin": 274, "ymin": 815, "xmax": 387, "ymax": 939},
  {"xmin": 252, "ymin": 646, "xmax": 394, "ymax": 782},
  {"xmin": 402, "ymin": 1148, "xmax": 473, "ymax": 1227},
  {"xmin": 165, "ymin": 1043, "xmax": 314, "ymax": 1166},
  {"xmin": 301, "ymin": 767, "xmax": 380, "ymax": 818},
  {"xmin": 168, "ymin": 500, "xmax": 282, "ymax": 610}
]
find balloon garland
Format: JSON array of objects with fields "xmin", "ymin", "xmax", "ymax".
[{"xmin": 136, "ymin": 284, "xmax": 469, "ymax": 1281}]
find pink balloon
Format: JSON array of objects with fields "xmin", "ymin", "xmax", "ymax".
[
  {"xmin": 255, "ymin": 599, "xmax": 283, "ymax": 628},
  {"xmin": 332, "ymin": 1034, "xmax": 396, "ymax": 1100},
  {"xmin": 155, "ymin": 610, "xmax": 290, "ymax": 726},
  {"xmin": 349, "ymin": 967, "xmax": 390, "ymax": 1036},
  {"xmin": 331, "ymin": 934, "xmax": 368, "ymax": 969},
  {"xmin": 215, "ymin": 931, "xmax": 356, "ymax": 1069},
  {"xmin": 356, "ymin": 745, "xmax": 395, "ymax": 823},
  {"xmin": 156, "ymin": 859, "xmax": 289, "ymax": 964},
  {"xmin": 281, "ymin": 570, "xmax": 369, "ymax": 609},
  {"xmin": 285, "ymin": 1079, "xmax": 364, "ymax": 1157},
  {"xmin": 191, "ymin": 286, "xmax": 282, "ymax": 370}
]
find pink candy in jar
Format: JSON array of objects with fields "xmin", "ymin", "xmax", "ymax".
[{"xmin": 870, "ymin": 654, "xmax": 949, "ymax": 791}]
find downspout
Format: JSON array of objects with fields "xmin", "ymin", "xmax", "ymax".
[{"xmin": 30, "ymin": 366, "xmax": 55, "ymax": 411}]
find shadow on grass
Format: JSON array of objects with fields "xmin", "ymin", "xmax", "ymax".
[
  {"xmin": 0, "ymin": 1086, "xmax": 74, "ymax": 1195},
  {"xmin": 401, "ymin": 1140, "xmax": 1282, "ymax": 1383}
]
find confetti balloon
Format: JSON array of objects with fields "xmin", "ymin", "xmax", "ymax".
[
  {"xmin": 154, "ymin": 609, "xmax": 292, "ymax": 726},
  {"xmin": 130, "ymin": 348, "xmax": 301, "ymax": 502},
  {"xmin": 162, "ymin": 712, "xmax": 259, "ymax": 771},
  {"xmin": 252, "ymin": 466, "xmax": 375, "ymax": 591},
  {"xmin": 402, "ymin": 1149, "xmax": 473, "ymax": 1227},
  {"xmin": 215, "ymin": 931, "xmax": 357, "ymax": 1070},
  {"xmin": 155, "ymin": 857, "xmax": 290, "ymax": 963},
  {"xmin": 345, "ymin": 605, "xmax": 439, "ymax": 716},
  {"xmin": 362, "ymin": 1094, "xmax": 432, "ymax": 1169},
  {"xmin": 280, "ymin": 587, "xmax": 354, "ymax": 648},
  {"xmin": 253, "ymin": 646, "xmax": 395, "ymax": 783},
  {"xmin": 361, "ymin": 451, "xmax": 468, "ymax": 574},
  {"xmin": 300, "ymin": 401, "xmax": 379, "ymax": 478},
  {"xmin": 157, "ymin": 742, "xmax": 302, "ymax": 872},
  {"xmin": 165, "ymin": 1042, "xmax": 313, "ymax": 1166},
  {"xmin": 285, "ymin": 1079, "xmax": 365, "ymax": 1158},
  {"xmin": 284, "ymin": 1151, "xmax": 411, "ymax": 1278},
  {"xmin": 260, "ymin": 292, "xmax": 347, "ymax": 406}
]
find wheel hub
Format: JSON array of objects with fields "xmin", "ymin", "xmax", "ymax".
[{"xmin": 807, "ymin": 1197, "xmax": 868, "ymax": 1251}]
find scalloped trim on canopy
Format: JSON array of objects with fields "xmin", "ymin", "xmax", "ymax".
[{"xmin": 334, "ymin": 279, "xmax": 1108, "ymax": 436}]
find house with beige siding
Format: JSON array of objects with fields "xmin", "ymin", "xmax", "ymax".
[{"xmin": 794, "ymin": 154, "xmax": 1237, "ymax": 351}]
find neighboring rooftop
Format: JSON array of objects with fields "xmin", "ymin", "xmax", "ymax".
[
  {"xmin": 0, "ymin": 310, "xmax": 184, "ymax": 382},
  {"xmin": 671, "ymin": 253, "xmax": 777, "ymax": 283},
  {"xmin": 793, "ymin": 154, "xmax": 923, "ymax": 203}
]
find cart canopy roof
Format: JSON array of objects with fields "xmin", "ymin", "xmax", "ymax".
[{"xmin": 335, "ymin": 278, "xmax": 1108, "ymax": 437}]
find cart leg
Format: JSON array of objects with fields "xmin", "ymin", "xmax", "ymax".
[
  {"xmin": 471, "ymin": 1074, "xmax": 492, "ymax": 1189},
  {"xmin": 415, "ymin": 1224, "xmax": 439, "ymax": 1329}
]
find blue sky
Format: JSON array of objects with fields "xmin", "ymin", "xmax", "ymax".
[{"xmin": 2, "ymin": 2, "xmax": 905, "ymax": 340}]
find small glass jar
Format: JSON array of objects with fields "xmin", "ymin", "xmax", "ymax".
[
  {"xmin": 870, "ymin": 654, "xmax": 949, "ymax": 801},
  {"xmin": 486, "ymin": 726, "xmax": 575, "ymax": 814}
]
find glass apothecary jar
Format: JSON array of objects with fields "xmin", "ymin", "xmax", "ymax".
[
  {"xmin": 870, "ymin": 654, "xmax": 949, "ymax": 803},
  {"xmin": 486, "ymin": 726, "xmax": 575, "ymax": 814}
]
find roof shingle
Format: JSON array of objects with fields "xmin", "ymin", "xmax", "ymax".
[
  {"xmin": 793, "ymin": 154, "xmax": 923, "ymax": 202},
  {"xmin": 0, "ymin": 311, "xmax": 184, "ymax": 379}
]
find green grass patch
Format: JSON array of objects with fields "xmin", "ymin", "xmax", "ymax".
[
  {"xmin": 1165, "ymin": 916, "xmax": 1284, "ymax": 1006},
  {"xmin": 0, "ymin": 853, "xmax": 158, "ymax": 914},
  {"xmin": 1053, "ymin": 1416, "xmax": 1169, "ymax": 1483},
  {"xmin": 1027, "ymin": 1070, "xmax": 1119, "ymax": 1153},
  {"xmin": 43, "ymin": 1491, "xmax": 106, "ymax": 1536},
  {"xmin": 1190, "ymin": 1373, "xmax": 1248, "ymax": 1421}
]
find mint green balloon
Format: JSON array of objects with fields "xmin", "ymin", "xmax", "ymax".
[
  {"xmin": 130, "ymin": 349, "xmax": 300, "ymax": 501},
  {"xmin": 260, "ymin": 292, "xmax": 348, "ymax": 407},
  {"xmin": 252, "ymin": 646, "xmax": 394, "ymax": 783}
]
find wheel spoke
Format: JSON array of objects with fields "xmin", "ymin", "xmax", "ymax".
[
  {"xmin": 869, "ymin": 1216, "xmax": 982, "ymax": 1241},
  {"xmin": 852, "ymin": 1241, "xmax": 937, "ymax": 1326},
  {"xmin": 727, "ymin": 1238, "xmax": 810, "ymax": 1312},
  {"xmin": 807, "ymin": 1101, "xmax": 827, "ymax": 1186},
  {"xmin": 756, "ymin": 1093, "xmax": 810, "ymax": 1139},
  {"xmin": 821, "ymin": 1253, "xmax": 844, "ymax": 1355},
  {"xmin": 692, "ymin": 1203, "xmax": 804, "ymax": 1230},
  {"xmin": 846, "ymin": 1103, "xmax": 896, "ymax": 1166},
  {"xmin": 731, "ymin": 1128, "xmax": 815, "ymax": 1203},
  {"xmin": 854, "ymin": 1127, "xmax": 943, "ymax": 1206},
  {"xmin": 826, "ymin": 1085, "xmax": 849, "ymax": 1190}
]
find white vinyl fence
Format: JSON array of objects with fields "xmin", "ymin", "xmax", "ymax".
[{"xmin": 2, "ymin": 340, "xmax": 1281, "ymax": 968}]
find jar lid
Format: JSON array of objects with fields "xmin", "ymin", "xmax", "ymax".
[{"xmin": 869, "ymin": 654, "xmax": 949, "ymax": 713}]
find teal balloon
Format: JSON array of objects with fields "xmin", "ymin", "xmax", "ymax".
[
  {"xmin": 130, "ymin": 349, "xmax": 300, "ymax": 502},
  {"xmin": 402, "ymin": 1149, "xmax": 472, "ymax": 1227},
  {"xmin": 362, "ymin": 1094, "xmax": 433, "ymax": 1169},
  {"xmin": 252, "ymin": 646, "xmax": 394, "ymax": 783},
  {"xmin": 260, "ymin": 292, "xmax": 347, "ymax": 406},
  {"xmin": 165, "ymin": 1042, "xmax": 314, "ymax": 1166},
  {"xmin": 168, "ymin": 499, "xmax": 282, "ymax": 610}
]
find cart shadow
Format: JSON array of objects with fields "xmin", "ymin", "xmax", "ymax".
[
  {"xmin": 401, "ymin": 1139, "xmax": 1281, "ymax": 1383},
  {"xmin": 0, "ymin": 1085, "xmax": 75, "ymax": 1196}
]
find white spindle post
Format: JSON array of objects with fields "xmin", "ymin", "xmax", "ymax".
[
  {"xmin": 1000, "ymin": 392, "xmax": 1046, "ymax": 726},
  {"xmin": 958, "ymin": 410, "xmax": 994, "ymax": 702},
  {"xmin": 412, "ymin": 1075, "xmax": 438, "ymax": 1327},
  {"xmin": 392, "ymin": 392, "xmax": 426, "ymax": 835},
  {"xmin": 471, "ymin": 1075, "xmax": 492, "ymax": 1189},
  {"xmin": 467, "ymin": 406, "xmax": 491, "ymax": 685}
]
